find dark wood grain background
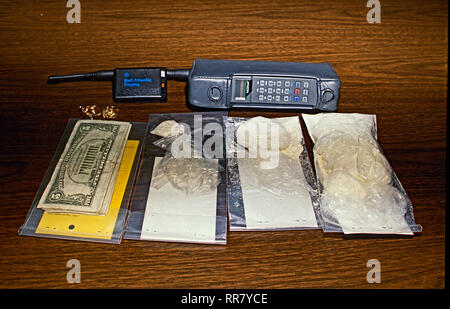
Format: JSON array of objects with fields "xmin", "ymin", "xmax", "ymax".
[{"xmin": 0, "ymin": 0, "xmax": 446, "ymax": 289}]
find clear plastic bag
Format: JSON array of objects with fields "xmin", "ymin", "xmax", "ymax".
[
  {"xmin": 225, "ymin": 116, "xmax": 320, "ymax": 231},
  {"xmin": 124, "ymin": 112, "xmax": 228, "ymax": 244},
  {"xmin": 151, "ymin": 154, "xmax": 221, "ymax": 195},
  {"xmin": 302, "ymin": 113, "xmax": 422, "ymax": 235},
  {"xmin": 18, "ymin": 118, "xmax": 146, "ymax": 244}
]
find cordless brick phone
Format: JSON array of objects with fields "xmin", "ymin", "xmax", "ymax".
[
  {"xmin": 187, "ymin": 59, "xmax": 340, "ymax": 112},
  {"xmin": 48, "ymin": 58, "xmax": 341, "ymax": 112}
]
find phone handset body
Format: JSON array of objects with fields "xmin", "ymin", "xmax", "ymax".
[{"xmin": 187, "ymin": 59, "xmax": 341, "ymax": 112}]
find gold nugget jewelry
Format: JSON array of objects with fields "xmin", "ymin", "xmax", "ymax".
[
  {"xmin": 102, "ymin": 106, "xmax": 119, "ymax": 119},
  {"xmin": 79, "ymin": 105, "xmax": 101, "ymax": 119}
]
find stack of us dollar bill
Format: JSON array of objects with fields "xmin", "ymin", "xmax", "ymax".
[{"xmin": 37, "ymin": 120, "xmax": 131, "ymax": 215}]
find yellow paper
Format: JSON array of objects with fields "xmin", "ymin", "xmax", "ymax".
[{"xmin": 35, "ymin": 140, "xmax": 139, "ymax": 240}]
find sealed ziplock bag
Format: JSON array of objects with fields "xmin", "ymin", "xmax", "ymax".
[
  {"xmin": 302, "ymin": 113, "xmax": 422, "ymax": 235},
  {"xmin": 124, "ymin": 112, "xmax": 227, "ymax": 244},
  {"xmin": 19, "ymin": 118, "xmax": 146, "ymax": 244},
  {"xmin": 225, "ymin": 116, "xmax": 320, "ymax": 231}
]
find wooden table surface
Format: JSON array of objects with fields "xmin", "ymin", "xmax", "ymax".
[{"xmin": 0, "ymin": 0, "xmax": 446, "ymax": 289}]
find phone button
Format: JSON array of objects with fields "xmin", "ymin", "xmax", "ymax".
[
  {"xmin": 322, "ymin": 90, "xmax": 335, "ymax": 102},
  {"xmin": 208, "ymin": 86, "xmax": 222, "ymax": 101}
]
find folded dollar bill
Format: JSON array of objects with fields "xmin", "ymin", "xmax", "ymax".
[{"xmin": 37, "ymin": 120, "xmax": 131, "ymax": 215}]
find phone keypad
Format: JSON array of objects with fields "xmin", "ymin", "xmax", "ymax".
[{"xmin": 254, "ymin": 77, "xmax": 315, "ymax": 104}]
